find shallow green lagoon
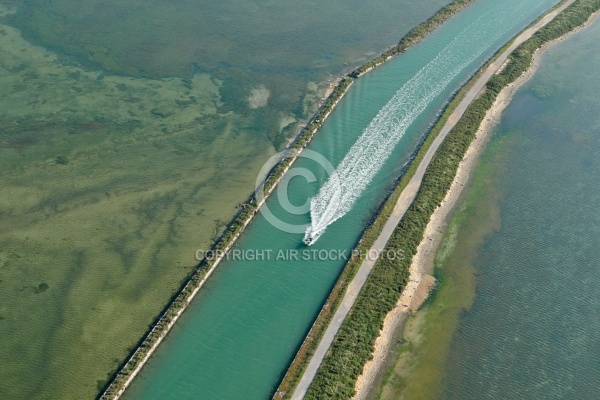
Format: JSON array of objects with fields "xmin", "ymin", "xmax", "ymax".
[{"xmin": 119, "ymin": 1, "xmax": 564, "ymax": 399}]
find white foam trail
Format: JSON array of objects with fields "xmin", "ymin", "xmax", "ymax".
[{"xmin": 304, "ymin": 11, "xmax": 513, "ymax": 244}]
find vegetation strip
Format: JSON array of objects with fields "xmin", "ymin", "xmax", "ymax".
[
  {"xmin": 289, "ymin": 1, "xmax": 599, "ymax": 398},
  {"xmin": 97, "ymin": 1, "xmax": 477, "ymax": 398}
]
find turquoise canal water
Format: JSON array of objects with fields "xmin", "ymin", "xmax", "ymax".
[
  {"xmin": 122, "ymin": 1, "xmax": 562, "ymax": 399},
  {"xmin": 440, "ymin": 16, "xmax": 600, "ymax": 399}
]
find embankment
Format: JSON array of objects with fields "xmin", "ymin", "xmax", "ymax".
[
  {"xmin": 353, "ymin": 2, "xmax": 600, "ymax": 398},
  {"xmin": 371, "ymin": 5, "xmax": 600, "ymax": 400}
]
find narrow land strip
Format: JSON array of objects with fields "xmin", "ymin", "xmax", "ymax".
[
  {"xmin": 355, "ymin": 8, "xmax": 600, "ymax": 399},
  {"xmin": 290, "ymin": 1, "xmax": 577, "ymax": 398}
]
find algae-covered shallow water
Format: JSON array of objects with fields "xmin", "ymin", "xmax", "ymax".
[
  {"xmin": 381, "ymin": 15, "xmax": 600, "ymax": 400},
  {"xmin": 116, "ymin": 1, "xmax": 563, "ymax": 399},
  {"xmin": 0, "ymin": 1, "xmax": 455, "ymax": 398}
]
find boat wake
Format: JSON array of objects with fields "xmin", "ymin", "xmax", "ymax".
[{"xmin": 304, "ymin": 12, "xmax": 508, "ymax": 245}]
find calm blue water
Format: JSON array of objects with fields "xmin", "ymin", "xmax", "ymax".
[
  {"xmin": 442, "ymin": 16, "xmax": 600, "ymax": 400},
  {"xmin": 123, "ymin": 1, "xmax": 563, "ymax": 399}
]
